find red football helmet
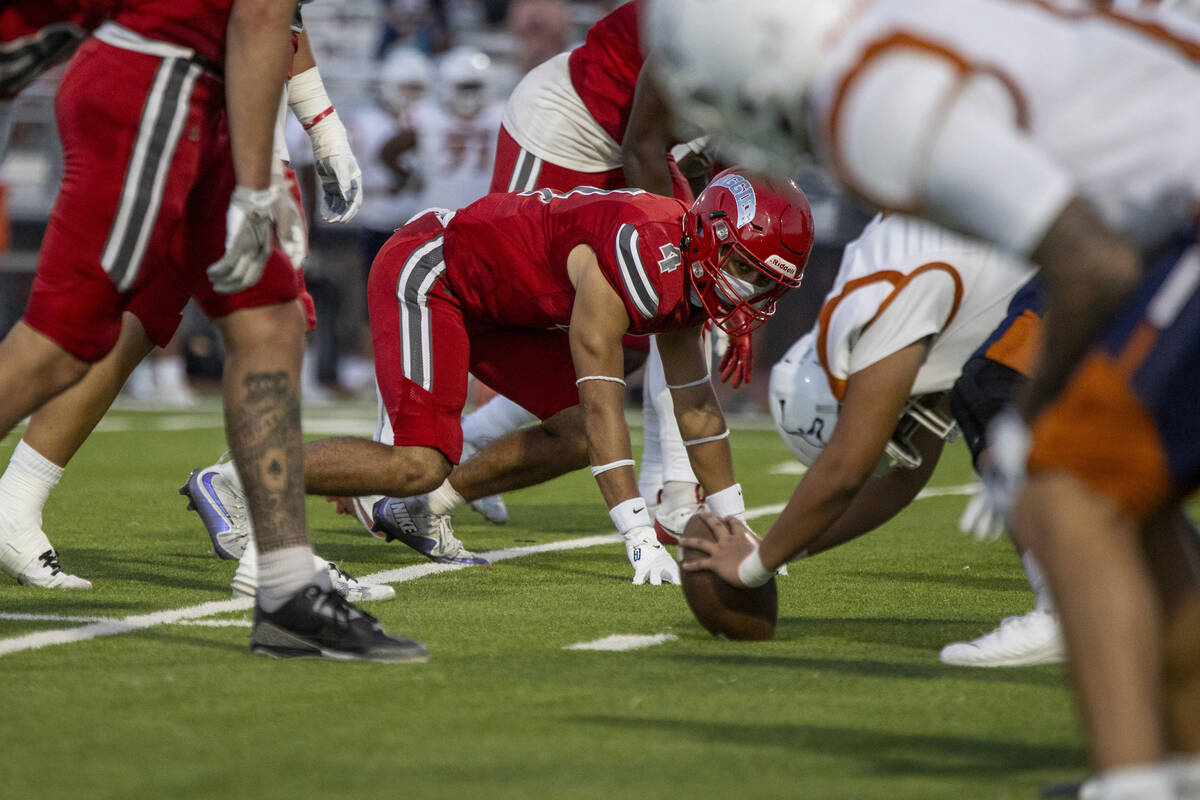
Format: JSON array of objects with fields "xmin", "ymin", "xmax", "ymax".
[{"xmin": 682, "ymin": 168, "xmax": 814, "ymax": 335}]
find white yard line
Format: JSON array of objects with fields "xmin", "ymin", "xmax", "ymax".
[
  {"xmin": 0, "ymin": 486, "xmax": 978, "ymax": 659},
  {"xmin": 0, "ymin": 534, "xmax": 620, "ymax": 658},
  {"xmin": 564, "ymin": 633, "xmax": 678, "ymax": 651}
]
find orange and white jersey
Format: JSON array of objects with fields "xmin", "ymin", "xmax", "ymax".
[
  {"xmin": 814, "ymin": 213, "xmax": 1035, "ymax": 399},
  {"xmin": 810, "ymin": 0, "xmax": 1200, "ymax": 256}
]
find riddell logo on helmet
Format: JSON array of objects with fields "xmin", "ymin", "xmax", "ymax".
[
  {"xmin": 766, "ymin": 254, "xmax": 797, "ymax": 279},
  {"xmin": 711, "ymin": 173, "xmax": 756, "ymax": 227}
]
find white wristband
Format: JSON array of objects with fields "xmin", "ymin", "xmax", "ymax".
[
  {"xmin": 609, "ymin": 497, "xmax": 652, "ymax": 534},
  {"xmin": 682, "ymin": 430, "xmax": 729, "ymax": 447},
  {"xmin": 576, "ymin": 375, "xmax": 626, "ymax": 386},
  {"xmin": 666, "ymin": 374, "xmax": 710, "ymax": 390},
  {"xmin": 706, "ymin": 483, "xmax": 745, "ymax": 519},
  {"xmin": 736, "ymin": 544, "xmax": 773, "ymax": 588},
  {"xmin": 590, "ymin": 459, "xmax": 635, "ymax": 477}
]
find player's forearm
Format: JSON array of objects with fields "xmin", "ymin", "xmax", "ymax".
[
  {"xmin": 805, "ymin": 433, "xmax": 942, "ymax": 555},
  {"xmin": 582, "ymin": 398, "xmax": 640, "ymax": 507},
  {"xmin": 671, "ymin": 386, "xmax": 735, "ymax": 494},
  {"xmin": 760, "ymin": 470, "xmax": 863, "ymax": 570},
  {"xmin": 225, "ymin": 0, "xmax": 294, "ymax": 190},
  {"xmin": 1020, "ymin": 198, "xmax": 1141, "ymax": 420}
]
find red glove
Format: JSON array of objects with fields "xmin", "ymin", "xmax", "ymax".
[{"xmin": 719, "ymin": 332, "xmax": 753, "ymax": 388}]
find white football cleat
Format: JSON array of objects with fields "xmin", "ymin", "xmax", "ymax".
[
  {"xmin": 372, "ymin": 496, "xmax": 490, "ymax": 565},
  {"xmin": 232, "ymin": 550, "xmax": 396, "ymax": 602},
  {"xmin": 0, "ymin": 543, "xmax": 91, "ymax": 589},
  {"xmin": 180, "ymin": 454, "xmax": 250, "ymax": 560},
  {"xmin": 939, "ymin": 608, "xmax": 1064, "ymax": 667},
  {"xmin": 468, "ymin": 494, "xmax": 508, "ymax": 525}
]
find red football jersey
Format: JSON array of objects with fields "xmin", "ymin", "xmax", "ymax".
[
  {"xmin": 113, "ymin": 0, "xmax": 234, "ymax": 63},
  {"xmin": 566, "ymin": 0, "xmax": 642, "ymax": 145},
  {"xmin": 442, "ymin": 187, "xmax": 704, "ymax": 336}
]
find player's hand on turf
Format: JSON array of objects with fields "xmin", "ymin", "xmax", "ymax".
[
  {"xmin": 272, "ymin": 179, "xmax": 307, "ymax": 269},
  {"xmin": 719, "ymin": 332, "xmax": 753, "ymax": 387},
  {"xmin": 624, "ymin": 526, "xmax": 681, "ymax": 586},
  {"xmin": 976, "ymin": 407, "xmax": 1031, "ymax": 529},
  {"xmin": 208, "ymin": 185, "xmax": 275, "ymax": 294},
  {"xmin": 314, "ymin": 151, "xmax": 363, "ymax": 224},
  {"xmin": 678, "ymin": 514, "xmax": 761, "ymax": 588},
  {"xmin": 958, "ymin": 485, "xmax": 1006, "ymax": 542}
]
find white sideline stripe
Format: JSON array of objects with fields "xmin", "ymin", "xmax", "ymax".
[
  {"xmin": 0, "ymin": 486, "xmax": 979, "ymax": 658},
  {"xmin": 564, "ymin": 633, "xmax": 678, "ymax": 651},
  {"xmin": 0, "ymin": 535, "xmax": 621, "ymax": 658}
]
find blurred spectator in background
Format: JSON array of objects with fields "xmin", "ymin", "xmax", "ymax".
[
  {"xmin": 506, "ymin": 0, "xmax": 571, "ymax": 75},
  {"xmin": 375, "ymin": 0, "xmax": 449, "ymax": 58},
  {"xmin": 414, "ymin": 46, "xmax": 503, "ymax": 210}
]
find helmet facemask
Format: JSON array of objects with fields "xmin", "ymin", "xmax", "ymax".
[{"xmin": 686, "ymin": 213, "xmax": 799, "ymax": 336}]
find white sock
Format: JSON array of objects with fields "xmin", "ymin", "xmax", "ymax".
[
  {"xmin": 256, "ymin": 545, "xmax": 320, "ymax": 611},
  {"xmin": 660, "ymin": 481, "xmax": 701, "ymax": 512},
  {"xmin": 153, "ymin": 356, "xmax": 188, "ymax": 388},
  {"xmin": 427, "ymin": 479, "xmax": 466, "ymax": 515},
  {"xmin": 1022, "ymin": 551, "xmax": 1054, "ymax": 612},
  {"xmin": 461, "ymin": 395, "xmax": 536, "ymax": 450},
  {"xmin": 0, "ymin": 440, "xmax": 64, "ymax": 524},
  {"xmin": 1172, "ymin": 754, "xmax": 1200, "ymax": 800},
  {"xmin": 1085, "ymin": 763, "xmax": 1174, "ymax": 800}
]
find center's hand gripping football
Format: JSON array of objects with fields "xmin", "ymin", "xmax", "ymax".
[{"xmin": 208, "ymin": 185, "xmax": 277, "ymax": 294}]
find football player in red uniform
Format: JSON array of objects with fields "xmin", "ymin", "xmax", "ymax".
[
  {"xmin": 0, "ymin": 0, "xmax": 423, "ymax": 662},
  {"xmin": 443, "ymin": 0, "xmax": 750, "ymax": 550},
  {"xmin": 195, "ymin": 170, "xmax": 815, "ymax": 585}
]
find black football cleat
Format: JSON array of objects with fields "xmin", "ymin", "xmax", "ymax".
[{"xmin": 250, "ymin": 584, "xmax": 428, "ymax": 663}]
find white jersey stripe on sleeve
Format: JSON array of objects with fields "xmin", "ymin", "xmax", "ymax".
[{"xmin": 615, "ymin": 223, "xmax": 659, "ymax": 319}]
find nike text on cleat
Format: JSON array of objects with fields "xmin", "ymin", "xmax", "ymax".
[
  {"xmin": 180, "ymin": 458, "xmax": 250, "ymax": 560},
  {"xmin": 939, "ymin": 609, "xmax": 1065, "ymax": 667},
  {"xmin": 0, "ymin": 544, "xmax": 91, "ymax": 589},
  {"xmin": 250, "ymin": 584, "xmax": 427, "ymax": 663},
  {"xmin": 371, "ymin": 496, "xmax": 489, "ymax": 566}
]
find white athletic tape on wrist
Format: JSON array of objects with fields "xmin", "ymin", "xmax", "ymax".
[
  {"xmin": 288, "ymin": 67, "xmax": 333, "ymax": 127},
  {"xmin": 682, "ymin": 430, "xmax": 729, "ymax": 447},
  {"xmin": 576, "ymin": 375, "xmax": 626, "ymax": 386},
  {"xmin": 610, "ymin": 497, "xmax": 652, "ymax": 534},
  {"xmin": 590, "ymin": 459, "xmax": 635, "ymax": 477},
  {"xmin": 706, "ymin": 483, "xmax": 744, "ymax": 518},
  {"xmin": 737, "ymin": 544, "xmax": 772, "ymax": 588},
  {"xmin": 666, "ymin": 375, "xmax": 711, "ymax": 390}
]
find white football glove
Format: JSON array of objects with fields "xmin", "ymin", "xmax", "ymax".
[
  {"xmin": 208, "ymin": 185, "xmax": 276, "ymax": 294},
  {"xmin": 309, "ymin": 116, "xmax": 362, "ymax": 224},
  {"xmin": 975, "ymin": 407, "xmax": 1032, "ymax": 529},
  {"xmin": 958, "ymin": 486, "xmax": 1006, "ymax": 542},
  {"xmin": 624, "ymin": 525, "xmax": 681, "ymax": 586},
  {"xmin": 271, "ymin": 178, "xmax": 307, "ymax": 269}
]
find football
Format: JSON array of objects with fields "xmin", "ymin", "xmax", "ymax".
[{"xmin": 679, "ymin": 513, "xmax": 777, "ymax": 641}]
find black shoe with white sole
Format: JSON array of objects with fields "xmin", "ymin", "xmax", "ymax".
[{"xmin": 250, "ymin": 584, "xmax": 428, "ymax": 663}]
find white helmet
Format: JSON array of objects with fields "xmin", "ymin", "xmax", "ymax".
[
  {"xmin": 769, "ymin": 331, "xmax": 959, "ymax": 476},
  {"xmin": 437, "ymin": 46, "xmax": 492, "ymax": 118},
  {"xmin": 644, "ymin": 0, "xmax": 855, "ymax": 175},
  {"xmin": 379, "ymin": 47, "xmax": 433, "ymax": 114}
]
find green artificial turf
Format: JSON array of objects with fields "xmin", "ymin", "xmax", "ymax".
[{"xmin": 0, "ymin": 403, "xmax": 1087, "ymax": 799}]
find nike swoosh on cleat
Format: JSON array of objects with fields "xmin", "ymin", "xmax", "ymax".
[{"xmin": 199, "ymin": 473, "xmax": 232, "ymax": 533}]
